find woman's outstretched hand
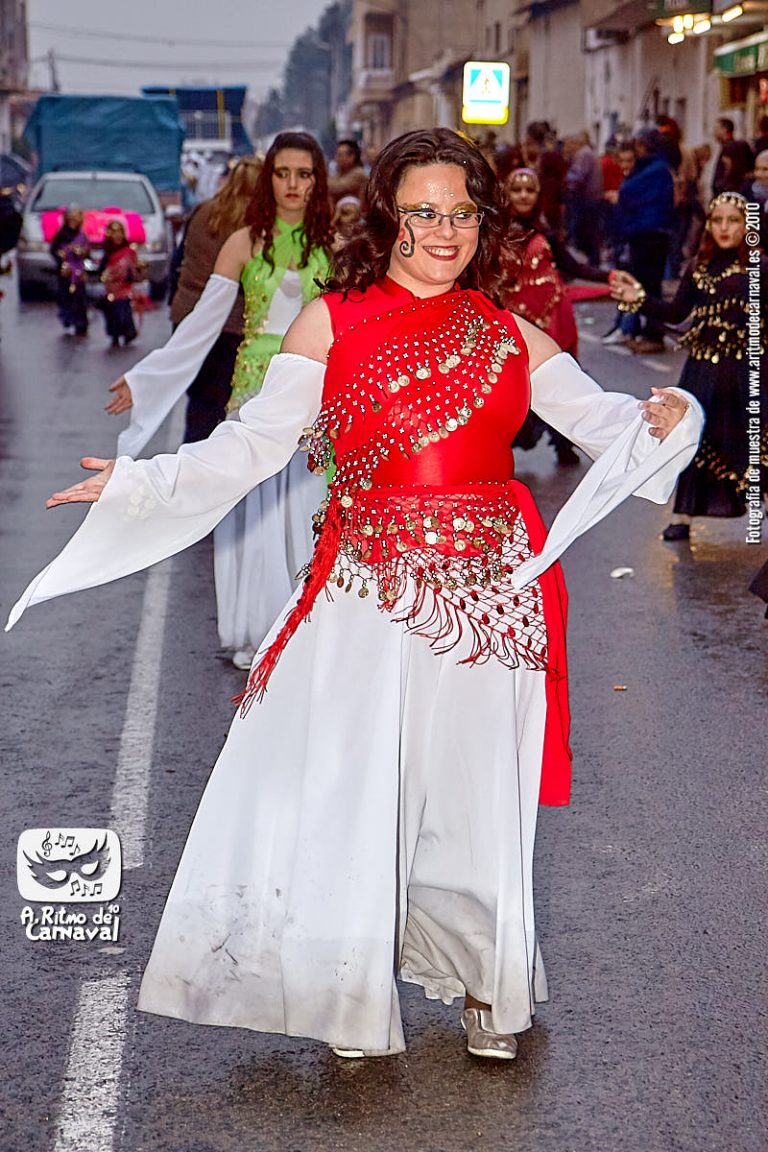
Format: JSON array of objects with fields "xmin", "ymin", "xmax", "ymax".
[
  {"xmin": 609, "ymin": 269, "xmax": 644, "ymax": 305},
  {"xmin": 640, "ymin": 388, "xmax": 689, "ymax": 440},
  {"xmin": 106, "ymin": 377, "xmax": 133, "ymax": 414},
  {"xmin": 46, "ymin": 458, "xmax": 115, "ymax": 508}
]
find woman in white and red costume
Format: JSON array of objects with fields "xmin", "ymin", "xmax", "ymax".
[{"xmin": 7, "ymin": 130, "xmax": 702, "ymax": 1062}]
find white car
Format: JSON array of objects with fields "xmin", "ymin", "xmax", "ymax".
[{"xmin": 16, "ymin": 170, "xmax": 173, "ymax": 301}]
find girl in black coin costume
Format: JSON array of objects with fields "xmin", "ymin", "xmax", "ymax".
[{"xmin": 612, "ymin": 191, "xmax": 767, "ymax": 541}]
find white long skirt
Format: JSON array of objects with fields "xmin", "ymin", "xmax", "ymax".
[
  {"xmin": 213, "ymin": 450, "xmax": 326, "ymax": 652},
  {"xmin": 137, "ymin": 580, "xmax": 549, "ymax": 1053}
]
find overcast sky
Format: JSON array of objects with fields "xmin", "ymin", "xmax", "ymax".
[{"xmin": 27, "ymin": 0, "xmax": 332, "ymax": 102}]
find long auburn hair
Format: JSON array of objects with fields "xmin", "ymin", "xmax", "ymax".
[
  {"xmin": 326, "ymin": 128, "xmax": 511, "ymax": 302},
  {"xmin": 206, "ymin": 155, "xmax": 263, "ymax": 237},
  {"xmin": 696, "ymin": 203, "xmax": 749, "ymax": 269},
  {"xmin": 245, "ymin": 132, "xmax": 332, "ymax": 268}
]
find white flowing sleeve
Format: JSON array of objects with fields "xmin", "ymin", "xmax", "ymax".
[
  {"xmin": 117, "ymin": 273, "xmax": 240, "ymax": 459},
  {"xmin": 6, "ymin": 354, "xmax": 325, "ymax": 629},
  {"xmin": 510, "ymin": 351, "xmax": 704, "ymax": 589}
]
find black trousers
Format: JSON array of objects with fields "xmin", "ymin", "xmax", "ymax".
[
  {"xmin": 103, "ymin": 298, "xmax": 137, "ymax": 343},
  {"xmin": 628, "ymin": 231, "xmax": 670, "ymax": 343},
  {"xmin": 183, "ymin": 330, "xmax": 242, "ymax": 443},
  {"xmin": 57, "ymin": 280, "xmax": 88, "ymax": 334}
]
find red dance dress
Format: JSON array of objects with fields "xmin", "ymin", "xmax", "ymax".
[{"xmin": 8, "ymin": 278, "xmax": 702, "ymax": 1053}]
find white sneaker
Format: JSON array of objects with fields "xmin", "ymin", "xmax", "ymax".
[
  {"xmin": 231, "ymin": 647, "xmax": 255, "ymax": 670},
  {"xmin": 601, "ymin": 328, "xmax": 629, "ymax": 346}
]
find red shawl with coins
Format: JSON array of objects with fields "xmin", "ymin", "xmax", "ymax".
[{"xmin": 240, "ymin": 277, "xmax": 573, "ymax": 805}]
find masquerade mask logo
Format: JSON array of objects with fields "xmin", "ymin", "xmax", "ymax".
[{"xmin": 17, "ymin": 829, "xmax": 122, "ymax": 902}]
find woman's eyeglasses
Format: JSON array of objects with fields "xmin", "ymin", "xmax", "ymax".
[{"xmin": 397, "ymin": 207, "xmax": 484, "ymax": 230}]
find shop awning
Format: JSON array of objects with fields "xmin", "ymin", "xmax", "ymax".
[
  {"xmin": 714, "ymin": 29, "xmax": 768, "ymax": 75},
  {"xmin": 589, "ymin": 1, "xmax": 658, "ymax": 33}
]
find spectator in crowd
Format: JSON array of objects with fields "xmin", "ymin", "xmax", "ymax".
[
  {"xmin": 742, "ymin": 149, "xmax": 768, "ymax": 238},
  {"xmin": 331, "ymin": 195, "xmax": 363, "ymax": 249},
  {"xmin": 328, "ymin": 139, "xmax": 368, "ymax": 207},
  {"xmin": 495, "ymin": 142, "xmax": 525, "ymax": 183},
  {"xmin": 600, "ymin": 137, "xmax": 624, "ymax": 264},
  {"xmin": 602, "ymin": 142, "xmax": 638, "ymax": 345},
  {"xmin": 169, "ymin": 155, "xmax": 263, "ymax": 442},
  {"xmin": 742, "ymin": 149, "xmax": 768, "ymax": 209},
  {"xmin": 615, "ymin": 128, "xmax": 675, "ymax": 354},
  {"xmin": 752, "ymin": 114, "xmax": 768, "ymax": 157},
  {"xmin": 658, "ymin": 116, "xmax": 705, "ymax": 277},
  {"xmin": 564, "ymin": 131, "xmax": 603, "ymax": 265},
  {"xmin": 654, "ymin": 115, "xmax": 683, "ymax": 174},
  {"xmin": 49, "ymin": 205, "xmax": 89, "ymax": 336},
  {"xmin": 712, "ymin": 117, "xmax": 755, "ymax": 197},
  {"xmin": 525, "ymin": 120, "xmax": 567, "ymax": 235}
]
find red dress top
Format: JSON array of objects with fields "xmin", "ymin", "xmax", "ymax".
[{"xmin": 242, "ymin": 277, "xmax": 573, "ymax": 805}]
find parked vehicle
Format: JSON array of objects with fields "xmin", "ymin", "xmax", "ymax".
[
  {"xmin": 18, "ymin": 94, "xmax": 185, "ymax": 301},
  {"xmin": 16, "ymin": 170, "xmax": 173, "ymax": 301}
]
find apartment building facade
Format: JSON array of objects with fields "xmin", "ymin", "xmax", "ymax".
[
  {"xmin": 344, "ymin": 0, "xmax": 768, "ymax": 151},
  {"xmin": 0, "ymin": 0, "xmax": 28, "ymax": 151}
]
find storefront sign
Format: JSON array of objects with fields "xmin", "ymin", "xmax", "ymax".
[
  {"xmin": 655, "ymin": 0, "xmax": 711, "ymax": 15},
  {"xmin": 714, "ymin": 31, "xmax": 768, "ymax": 76}
]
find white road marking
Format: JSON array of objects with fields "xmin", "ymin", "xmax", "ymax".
[
  {"xmin": 53, "ymin": 974, "xmax": 130, "ymax": 1152},
  {"xmin": 109, "ymin": 556, "xmax": 174, "ymax": 870},
  {"xmin": 109, "ymin": 403, "xmax": 185, "ymax": 870},
  {"xmin": 55, "ymin": 402, "xmax": 185, "ymax": 1151},
  {"xmin": 639, "ymin": 358, "xmax": 672, "ymax": 373}
]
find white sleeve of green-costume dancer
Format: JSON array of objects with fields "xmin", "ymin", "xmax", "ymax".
[
  {"xmin": 511, "ymin": 351, "xmax": 704, "ymax": 588},
  {"xmin": 6, "ymin": 354, "xmax": 324, "ymax": 629},
  {"xmin": 118, "ymin": 273, "xmax": 240, "ymax": 459}
]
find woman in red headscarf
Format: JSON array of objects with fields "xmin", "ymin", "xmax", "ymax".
[{"xmin": 501, "ymin": 166, "xmax": 613, "ymax": 464}]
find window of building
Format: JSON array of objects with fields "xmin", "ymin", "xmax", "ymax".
[
  {"xmin": 364, "ymin": 12, "xmax": 393, "ymax": 72},
  {"xmin": 368, "ymin": 33, "xmax": 391, "ymax": 71}
]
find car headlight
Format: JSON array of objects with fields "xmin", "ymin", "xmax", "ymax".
[{"xmin": 144, "ymin": 239, "xmax": 165, "ymax": 253}]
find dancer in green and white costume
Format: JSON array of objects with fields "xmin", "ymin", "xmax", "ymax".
[{"xmin": 106, "ymin": 133, "xmax": 333, "ymax": 667}]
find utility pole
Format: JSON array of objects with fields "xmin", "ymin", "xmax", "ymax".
[{"xmin": 47, "ymin": 48, "xmax": 59, "ymax": 93}]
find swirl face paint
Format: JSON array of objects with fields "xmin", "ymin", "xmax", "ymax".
[{"xmin": 387, "ymin": 165, "xmax": 481, "ymax": 296}]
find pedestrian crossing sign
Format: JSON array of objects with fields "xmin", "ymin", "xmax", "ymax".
[{"xmin": 462, "ymin": 61, "xmax": 510, "ymax": 126}]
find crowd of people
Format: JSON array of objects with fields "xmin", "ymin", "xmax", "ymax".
[
  {"xmin": 9, "ymin": 119, "xmax": 763, "ymax": 1069},
  {"xmin": 154, "ymin": 119, "xmax": 764, "ymax": 550}
]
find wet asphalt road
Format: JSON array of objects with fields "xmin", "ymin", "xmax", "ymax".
[{"xmin": 0, "ymin": 285, "xmax": 766, "ymax": 1152}]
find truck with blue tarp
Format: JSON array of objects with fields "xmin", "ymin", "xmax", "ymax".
[
  {"xmin": 17, "ymin": 95, "xmax": 185, "ymax": 300},
  {"xmin": 23, "ymin": 94, "xmax": 185, "ymax": 201}
]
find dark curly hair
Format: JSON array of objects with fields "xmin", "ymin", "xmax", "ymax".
[
  {"xmin": 326, "ymin": 128, "xmax": 510, "ymax": 302},
  {"xmin": 245, "ymin": 131, "xmax": 333, "ymax": 268}
]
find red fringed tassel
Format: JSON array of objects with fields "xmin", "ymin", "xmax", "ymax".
[{"xmin": 233, "ymin": 498, "xmax": 344, "ymax": 716}]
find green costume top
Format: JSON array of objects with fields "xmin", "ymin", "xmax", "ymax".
[{"xmin": 229, "ymin": 218, "xmax": 330, "ymax": 410}]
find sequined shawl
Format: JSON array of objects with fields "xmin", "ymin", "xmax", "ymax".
[{"xmin": 238, "ymin": 280, "xmax": 573, "ymax": 806}]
